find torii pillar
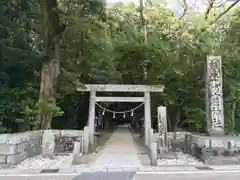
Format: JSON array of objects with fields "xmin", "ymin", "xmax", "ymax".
[
  {"xmin": 144, "ymin": 92, "xmax": 151, "ymax": 146},
  {"xmin": 88, "ymin": 91, "xmax": 96, "ymax": 147}
]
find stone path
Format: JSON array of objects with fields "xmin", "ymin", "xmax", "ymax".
[{"xmin": 90, "ymin": 125, "xmax": 142, "ymax": 168}]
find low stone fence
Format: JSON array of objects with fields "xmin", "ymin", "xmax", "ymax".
[
  {"xmin": 51, "ymin": 130, "xmax": 83, "ymax": 153},
  {"xmin": 153, "ymin": 132, "xmax": 187, "ymax": 142},
  {"xmin": 154, "ymin": 132, "xmax": 240, "ymax": 150},
  {"xmin": 0, "ymin": 131, "xmax": 42, "ymax": 168},
  {"xmin": 184, "ymin": 133, "xmax": 240, "ymax": 164},
  {"xmin": 185, "ymin": 133, "xmax": 240, "ymax": 149},
  {"xmin": 153, "ymin": 132, "xmax": 187, "ymax": 152},
  {"xmin": 0, "ymin": 129, "xmax": 84, "ymax": 168},
  {"xmin": 150, "ymin": 130, "xmax": 240, "ymax": 165}
]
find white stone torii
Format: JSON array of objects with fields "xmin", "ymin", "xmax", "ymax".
[{"xmin": 76, "ymin": 84, "xmax": 164, "ymax": 147}]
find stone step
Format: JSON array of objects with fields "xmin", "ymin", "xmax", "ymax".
[{"xmin": 158, "ymin": 152, "xmax": 178, "ymax": 159}]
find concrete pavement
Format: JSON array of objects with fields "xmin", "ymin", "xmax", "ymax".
[
  {"xmin": 3, "ymin": 169, "xmax": 240, "ymax": 180},
  {"xmin": 90, "ymin": 125, "xmax": 142, "ymax": 168},
  {"xmin": 134, "ymin": 170, "xmax": 240, "ymax": 180}
]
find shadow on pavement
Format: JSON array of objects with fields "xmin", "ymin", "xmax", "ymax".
[{"xmin": 73, "ymin": 171, "xmax": 136, "ymax": 180}]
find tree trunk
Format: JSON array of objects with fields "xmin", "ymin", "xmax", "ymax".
[
  {"xmin": 173, "ymin": 108, "xmax": 181, "ymax": 131},
  {"xmin": 38, "ymin": 0, "xmax": 61, "ymax": 157},
  {"xmin": 38, "ymin": 0, "xmax": 61, "ymax": 130},
  {"xmin": 39, "ymin": 43, "xmax": 60, "ymax": 158},
  {"xmin": 231, "ymin": 101, "xmax": 236, "ymax": 133},
  {"xmin": 38, "ymin": 52, "xmax": 59, "ymax": 129}
]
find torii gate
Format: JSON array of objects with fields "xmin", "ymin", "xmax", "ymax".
[{"xmin": 76, "ymin": 84, "xmax": 164, "ymax": 147}]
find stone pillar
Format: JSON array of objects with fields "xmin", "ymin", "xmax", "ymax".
[
  {"xmin": 205, "ymin": 56, "xmax": 225, "ymax": 135},
  {"xmin": 83, "ymin": 126, "xmax": 89, "ymax": 154},
  {"xmin": 148, "ymin": 128, "xmax": 153, "ymax": 149},
  {"xmin": 144, "ymin": 92, "xmax": 151, "ymax": 147},
  {"xmin": 72, "ymin": 140, "xmax": 83, "ymax": 165},
  {"xmin": 88, "ymin": 91, "xmax": 96, "ymax": 147},
  {"xmin": 158, "ymin": 106, "xmax": 168, "ymax": 150},
  {"xmin": 42, "ymin": 130, "xmax": 55, "ymax": 158},
  {"xmin": 73, "ymin": 141, "xmax": 81, "ymax": 155},
  {"xmin": 150, "ymin": 141, "xmax": 158, "ymax": 166},
  {"xmin": 148, "ymin": 128, "xmax": 157, "ymax": 166}
]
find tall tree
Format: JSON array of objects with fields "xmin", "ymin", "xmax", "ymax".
[{"xmin": 38, "ymin": 0, "xmax": 65, "ymax": 129}]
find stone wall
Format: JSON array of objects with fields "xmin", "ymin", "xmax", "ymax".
[
  {"xmin": 152, "ymin": 129, "xmax": 240, "ymax": 165},
  {"xmin": 154, "ymin": 132, "xmax": 240, "ymax": 150},
  {"xmin": 185, "ymin": 133, "xmax": 240, "ymax": 149},
  {"xmin": 153, "ymin": 132, "xmax": 187, "ymax": 150},
  {"xmin": 53, "ymin": 130, "xmax": 83, "ymax": 153},
  {"xmin": 0, "ymin": 129, "xmax": 83, "ymax": 168},
  {"xmin": 154, "ymin": 132, "xmax": 240, "ymax": 164},
  {"xmin": 0, "ymin": 131, "xmax": 42, "ymax": 168},
  {"xmin": 153, "ymin": 132, "xmax": 186, "ymax": 141},
  {"xmin": 184, "ymin": 133, "xmax": 240, "ymax": 165}
]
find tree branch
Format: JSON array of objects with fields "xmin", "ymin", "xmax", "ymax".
[
  {"xmin": 200, "ymin": 0, "xmax": 240, "ymax": 33},
  {"xmin": 204, "ymin": 0, "xmax": 216, "ymax": 20},
  {"xmin": 139, "ymin": 0, "xmax": 145, "ymax": 27},
  {"xmin": 179, "ymin": 0, "xmax": 188, "ymax": 20},
  {"xmin": 210, "ymin": 0, "xmax": 240, "ymax": 24}
]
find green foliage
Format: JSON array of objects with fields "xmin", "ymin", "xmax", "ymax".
[
  {"xmin": 36, "ymin": 98, "xmax": 64, "ymax": 119},
  {"xmin": 0, "ymin": 0, "xmax": 240, "ymax": 133}
]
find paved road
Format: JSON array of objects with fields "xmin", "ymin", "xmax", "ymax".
[
  {"xmin": 90, "ymin": 125, "xmax": 142, "ymax": 168},
  {"xmin": 2, "ymin": 171, "xmax": 240, "ymax": 180},
  {"xmin": 133, "ymin": 171, "xmax": 240, "ymax": 180}
]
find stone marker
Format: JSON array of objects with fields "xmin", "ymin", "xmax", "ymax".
[
  {"xmin": 72, "ymin": 141, "xmax": 82, "ymax": 165},
  {"xmin": 83, "ymin": 126, "xmax": 89, "ymax": 154},
  {"xmin": 73, "ymin": 141, "xmax": 81, "ymax": 155},
  {"xmin": 150, "ymin": 142, "xmax": 158, "ymax": 166},
  {"xmin": 157, "ymin": 106, "xmax": 168, "ymax": 151},
  {"xmin": 205, "ymin": 56, "xmax": 225, "ymax": 135},
  {"xmin": 42, "ymin": 130, "xmax": 55, "ymax": 159}
]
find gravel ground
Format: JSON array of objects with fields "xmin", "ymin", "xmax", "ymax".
[
  {"xmin": 15, "ymin": 154, "xmax": 73, "ymax": 169},
  {"xmin": 15, "ymin": 152, "xmax": 202, "ymax": 169},
  {"xmin": 158, "ymin": 152, "xmax": 204, "ymax": 165}
]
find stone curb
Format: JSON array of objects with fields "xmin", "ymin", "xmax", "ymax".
[
  {"xmin": 0, "ymin": 166, "xmax": 215, "ymax": 174},
  {"xmin": 2, "ymin": 165, "xmax": 240, "ymax": 175}
]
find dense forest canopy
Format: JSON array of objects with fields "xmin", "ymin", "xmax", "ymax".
[{"xmin": 0, "ymin": 0, "xmax": 239, "ymax": 134}]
